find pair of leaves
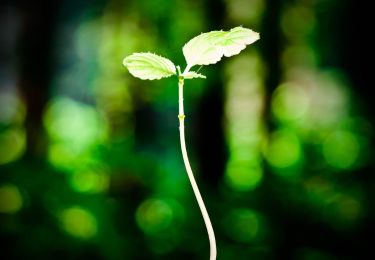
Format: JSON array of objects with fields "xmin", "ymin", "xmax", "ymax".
[{"xmin": 123, "ymin": 26, "xmax": 259, "ymax": 80}]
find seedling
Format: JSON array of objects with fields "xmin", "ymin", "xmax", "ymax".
[{"xmin": 123, "ymin": 26, "xmax": 259, "ymax": 260}]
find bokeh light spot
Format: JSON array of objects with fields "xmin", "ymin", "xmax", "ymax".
[
  {"xmin": 70, "ymin": 169, "xmax": 109, "ymax": 193},
  {"xmin": 322, "ymin": 130, "xmax": 360, "ymax": 169},
  {"xmin": 44, "ymin": 97, "xmax": 106, "ymax": 148},
  {"xmin": 225, "ymin": 162, "xmax": 263, "ymax": 191},
  {"xmin": 60, "ymin": 207, "xmax": 97, "ymax": 239},
  {"xmin": 265, "ymin": 129, "xmax": 302, "ymax": 170},
  {"xmin": 0, "ymin": 184, "xmax": 23, "ymax": 213},
  {"xmin": 223, "ymin": 208, "xmax": 265, "ymax": 243},
  {"xmin": 47, "ymin": 142, "xmax": 80, "ymax": 170},
  {"xmin": 272, "ymin": 82, "xmax": 309, "ymax": 122},
  {"xmin": 0, "ymin": 128, "xmax": 26, "ymax": 165},
  {"xmin": 136, "ymin": 199, "xmax": 174, "ymax": 235},
  {"xmin": 44, "ymin": 97, "xmax": 107, "ymax": 170},
  {"xmin": 225, "ymin": 0, "xmax": 265, "ymax": 24},
  {"xmin": 224, "ymin": 53, "xmax": 265, "ymax": 192}
]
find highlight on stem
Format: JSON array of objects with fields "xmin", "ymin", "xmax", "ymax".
[{"xmin": 122, "ymin": 26, "xmax": 259, "ymax": 260}]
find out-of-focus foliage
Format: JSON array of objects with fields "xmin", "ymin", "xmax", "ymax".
[{"xmin": 0, "ymin": 0, "xmax": 373, "ymax": 259}]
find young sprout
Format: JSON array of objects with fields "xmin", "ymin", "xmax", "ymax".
[{"xmin": 123, "ymin": 26, "xmax": 259, "ymax": 260}]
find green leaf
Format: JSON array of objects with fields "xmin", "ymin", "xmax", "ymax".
[
  {"xmin": 123, "ymin": 52, "xmax": 176, "ymax": 80},
  {"xmin": 221, "ymin": 27, "xmax": 260, "ymax": 57},
  {"xmin": 182, "ymin": 27, "xmax": 259, "ymax": 68},
  {"xmin": 183, "ymin": 31, "xmax": 226, "ymax": 68},
  {"xmin": 183, "ymin": 71, "xmax": 206, "ymax": 79}
]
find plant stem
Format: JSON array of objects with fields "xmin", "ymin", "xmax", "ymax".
[{"xmin": 178, "ymin": 76, "xmax": 217, "ymax": 260}]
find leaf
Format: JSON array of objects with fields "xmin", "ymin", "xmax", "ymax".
[
  {"xmin": 183, "ymin": 31, "xmax": 226, "ymax": 68},
  {"xmin": 221, "ymin": 27, "xmax": 260, "ymax": 57},
  {"xmin": 183, "ymin": 71, "xmax": 206, "ymax": 79},
  {"xmin": 123, "ymin": 52, "xmax": 176, "ymax": 80},
  {"xmin": 182, "ymin": 27, "xmax": 259, "ymax": 68}
]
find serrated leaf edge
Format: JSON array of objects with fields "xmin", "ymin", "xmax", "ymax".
[
  {"xmin": 182, "ymin": 26, "xmax": 260, "ymax": 68},
  {"xmin": 123, "ymin": 52, "xmax": 176, "ymax": 80}
]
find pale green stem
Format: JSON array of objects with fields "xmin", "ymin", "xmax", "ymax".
[{"xmin": 178, "ymin": 76, "xmax": 217, "ymax": 260}]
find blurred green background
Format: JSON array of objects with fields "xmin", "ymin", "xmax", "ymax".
[{"xmin": 0, "ymin": 0, "xmax": 373, "ymax": 259}]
